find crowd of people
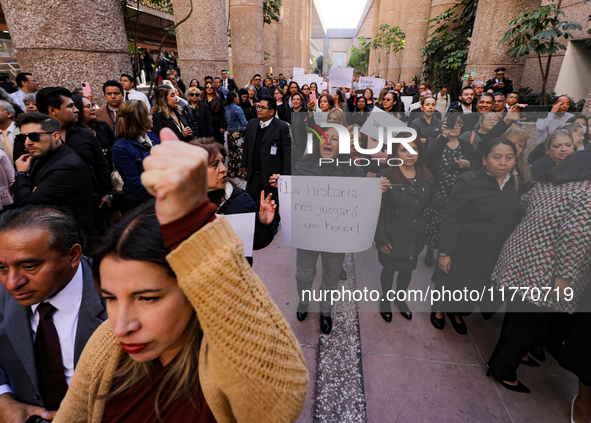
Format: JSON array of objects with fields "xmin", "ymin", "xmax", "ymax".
[{"xmin": 0, "ymin": 65, "xmax": 589, "ymax": 422}]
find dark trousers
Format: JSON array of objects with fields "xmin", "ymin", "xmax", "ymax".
[
  {"xmin": 488, "ymin": 301, "xmax": 553, "ymax": 381},
  {"xmin": 380, "ymin": 267, "xmax": 412, "ymax": 312}
]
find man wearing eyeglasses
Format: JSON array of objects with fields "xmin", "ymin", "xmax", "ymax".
[
  {"xmin": 241, "ymin": 96, "xmax": 291, "ymax": 209},
  {"xmin": 10, "ymin": 113, "xmax": 94, "ymax": 237},
  {"xmin": 221, "ymin": 70, "xmax": 238, "ymax": 92},
  {"xmin": 252, "ymin": 74, "xmax": 269, "ymax": 101}
]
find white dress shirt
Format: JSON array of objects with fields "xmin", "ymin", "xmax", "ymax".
[
  {"xmin": 0, "ymin": 265, "xmax": 84, "ymax": 397},
  {"xmin": 124, "ymin": 89, "xmax": 151, "ymax": 110},
  {"xmin": 0, "ymin": 121, "xmax": 15, "ymax": 162},
  {"xmin": 259, "ymin": 116, "xmax": 274, "ymax": 129},
  {"xmin": 9, "ymin": 90, "xmax": 26, "ymax": 112}
]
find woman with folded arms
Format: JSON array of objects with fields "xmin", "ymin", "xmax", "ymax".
[{"xmin": 54, "ymin": 130, "xmax": 308, "ymax": 423}]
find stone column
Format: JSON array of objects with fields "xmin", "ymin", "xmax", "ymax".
[
  {"xmin": 376, "ymin": 0, "xmax": 391, "ymax": 78},
  {"xmin": 583, "ymin": 88, "xmax": 591, "ymax": 114},
  {"xmin": 386, "ymin": 0, "xmax": 403, "ymax": 81},
  {"xmin": 465, "ymin": 0, "xmax": 542, "ymax": 91},
  {"xmin": 282, "ymin": 0, "xmax": 295, "ymax": 76},
  {"xmin": 367, "ymin": 0, "xmax": 381, "ymax": 76},
  {"xmin": 323, "ymin": 36, "xmax": 330, "ymax": 74},
  {"xmin": 264, "ymin": 8, "xmax": 284, "ymax": 76},
  {"xmin": 172, "ymin": 0, "xmax": 229, "ymax": 84},
  {"xmin": 1, "ymin": 0, "xmax": 130, "ymax": 96},
  {"xmin": 229, "ymin": 0, "xmax": 264, "ymax": 88},
  {"xmin": 399, "ymin": 0, "xmax": 431, "ymax": 82},
  {"xmin": 301, "ymin": 0, "xmax": 311, "ymax": 72},
  {"xmin": 293, "ymin": 0, "xmax": 303, "ymax": 69}
]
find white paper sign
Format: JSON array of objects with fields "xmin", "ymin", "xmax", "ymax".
[
  {"xmin": 328, "ymin": 67, "xmax": 354, "ymax": 89},
  {"xmin": 278, "ymin": 176, "xmax": 382, "ymax": 253},
  {"xmin": 360, "ymin": 107, "xmax": 407, "ymax": 141},
  {"xmin": 293, "ymin": 67, "xmax": 305, "ymax": 76},
  {"xmin": 313, "ymin": 111, "xmax": 328, "ymax": 125},
  {"xmin": 357, "ymin": 77, "xmax": 385, "ymax": 96},
  {"xmin": 217, "ymin": 213, "xmax": 256, "ymax": 256},
  {"xmin": 400, "ymin": 96, "xmax": 413, "ymax": 114}
]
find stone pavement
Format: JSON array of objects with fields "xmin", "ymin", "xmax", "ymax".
[{"xmin": 251, "ymin": 226, "xmax": 579, "ymax": 423}]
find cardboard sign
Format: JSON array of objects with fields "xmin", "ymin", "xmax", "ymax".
[
  {"xmin": 278, "ymin": 176, "xmax": 382, "ymax": 253},
  {"xmin": 217, "ymin": 213, "xmax": 256, "ymax": 256},
  {"xmin": 357, "ymin": 77, "xmax": 385, "ymax": 96},
  {"xmin": 328, "ymin": 67, "xmax": 354, "ymax": 89}
]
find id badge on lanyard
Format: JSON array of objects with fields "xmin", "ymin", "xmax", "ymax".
[{"xmin": 270, "ymin": 141, "xmax": 278, "ymax": 156}]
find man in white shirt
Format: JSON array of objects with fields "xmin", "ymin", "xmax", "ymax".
[
  {"xmin": 10, "ymin": 73, "xmax": 39, "ymax": 112},
  {"xmin": 0, "ymin": 101, "xmax": 15, "ymax": 163},
  {"xmin": 0, "ymin": 206, "xmax": 107, "ymax": 420},
  {"xmin": 120, "ymin": 73, "xmax": 150, "ymax": 110},
  {"xmin": 434, "ymin": 87, "xmax": 451, "ymax": 115},
  {"xmin": 535, "ymin": 96, "xmax": 574, "ymax": 144}
]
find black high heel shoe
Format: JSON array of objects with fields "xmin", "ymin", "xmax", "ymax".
[
  {"xmin": 447, "ymin": 312, "xmax": 467, "ymax": 335},
  {"xmin": 320, "ymin": 315, "xmax": 332, "ymax": 334},
  {"xmin": 519, "ymin": 356, "xmax": 540, "ymax": 367},
  {"xmin": 430, "ymin": 312, "xmax": 445, "ymax": 330},
  {"xmin": 380, "ymin": 312, "xmax": 392, "ymax": 322},
  {"xmin": 396, "ymin": 300, "xmax": 412, "ymax": 320},
  {"xmin": 486, "ymin": 363, "xmax": 530, "ymax": 393}
]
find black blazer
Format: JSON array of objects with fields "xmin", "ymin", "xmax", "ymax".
[
  {"xmin": 224, "ymin": 78, "xmax": 239, "ymax": 92},
  {"xmin": 11, "ymin": 143, "xmax": 94, "ymax": 237},
  {"xmin": 241, "ymin": 118, "xmax": 292, "ymax": 186},
  {"xmin": 0, "ymin": 258, "xmax": 107, "ymax": 407},
  {"xmin": 189, "ymin": 101, "xmax": 214, "ymax": 137},
  {"xmin": 152, "ymin": 109, "xmax": 195, "ymax": 142}
]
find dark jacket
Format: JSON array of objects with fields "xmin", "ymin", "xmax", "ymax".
[
  {"xmin": 531, "ymin": 155, "xmax": 558, "ymax": 181},
  {"xmin": 223, "ymin": 78, "xmax": 239, "ymax": 92},
  {"xmin": 409, "ymin": 114, "xmax": 442, "ymax": 141},
  {"xmin": 241, "ymin": 102, "xmax": 258, "ymax": 121},
  {"xmin": 276, "ymin": 103, "xmax": 288, "ymax": 122},
  {"xmin": 216, "ymin": 184, "xmax": 278, "ymax": 251},
  {"xmin": 447, "ymin": 101, "xmax": 477, "ymax": 115},
  {"xmin": 189, "ymin": 101, "xmax": 214, "ymax": 137},
  {"xmin": 285, "ymin": 106, "xmax": 311, "ymax": 159},
  {"xmin": 374, "ymin": 178, "xmax": 432, "ymax": 264},
  {"xmin": 241, "ymin": 117, "xmax": 292, "ymax": 187},
  {"xmin": 112, "ymin": 132, "xmax": 161, "ymax": 201},
  {"xmin": 484, "ymin": 77, "xmax": 513, "ymax": 96},
  {"xmin": 425, "ymin": 136, "xmax": 475, "ymax": 174},
  {"xmin": 67, "ymin": 125, "xmax": 112, "ymax": 197},
  {"xmin": 11, "ymin": 143, "xmax": 94, "ymax": 236},
  {"xmin": 438, "ymin": 168, "xmax": 520, "ymax": 256},
  {"xmin": 152, "ymin": 109, "xmax": 196, "ymax": 142},
  {"xmin": 255, "ymin": 86, "xmax": 269, "ymax": 101}
]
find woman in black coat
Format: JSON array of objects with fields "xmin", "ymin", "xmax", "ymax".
[
  {"xmin": 432, "ymin": 138, "xmax": 521, "ymax": 334},
  {"xmin": 202, "ymin": 81, "xmax": 225, "ymax": 144},
  {"xmin": 151, "ymin": 85, "xmax": 195, "ymax": 142},
  {"xmin": 375, "ymin": 139, "xmax": 436, "ymax": 322},
  {"xmin": 185, "ymin": 86, "xmax": 213, "ymax": 137}
]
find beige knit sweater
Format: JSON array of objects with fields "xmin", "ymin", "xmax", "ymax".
[{"xmin": 54, "ymin": 217, "xmax": 309, "ymax": 423}]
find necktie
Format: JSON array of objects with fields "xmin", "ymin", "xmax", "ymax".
[
  {"xmin": 125, "ymin": 92, "xmax": 129, "ymax": 101},
  {"xmin": 0, "ymin": 130, "xmax": 13, "ymax": 162},
  {"xmin": 34, "ymin": 302, "xmax": 68, "ymax": 410}
]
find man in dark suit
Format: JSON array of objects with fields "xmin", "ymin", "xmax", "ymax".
[
  {"xmin": 221, "ymin": 69, "xmax": 239, "ymax": 92},
  {"xmin": 10, "ymin": 113, "xmax": 94, "ymax": 239},
  {"xmin": 0, "ymin": 205, "xmax": 107, "ymax": 421},
  {"xmin": 241, "ymin": 96, "xmax": 291, "ymax": 208},
  {"xmin": 447, "ymin": 86, "xmax": 477, "ymax": 115},
  {"xmin": 252, "ymin": 74, "xmax": 269, "ymax": 101}
]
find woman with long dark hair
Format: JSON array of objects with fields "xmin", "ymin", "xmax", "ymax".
[
  {"xmin": 151, "ymin": 85, "xmax": 195, "ymax": 142},
  {"xmin": 202, "ymin": 81, "xmax": 225, "ymax": 144},
  {"xmin": 350, "ymin": 96, "xmax": 370, "ymax": 127},
  {"xmin": 271, "ymin": 86, "xmax": 288, "ymax": 121},
  {"xmin": 363, "ymin": 88, "xmax": 375, "ymax": 109},
  {"xmin": 73, "ymin": 94, "xmax": 115, "ymax": 166},
  {"xmin": 53, "ymin": 136, "xmax": 308, "ymax": 422},
  {"xmin": 432, "ymin": 138, "xmax": 520, "ymax": 334},
  {"xmin": 375, "ymin": 139, "xmax": 434, "ymax": 321},
  {"xmin": 223, "ymin": 91, "xmax": 248, "ymax": 178},
  {"xmin": 239, "ymin": 87, "xmax": 257, "ymax": 121}
]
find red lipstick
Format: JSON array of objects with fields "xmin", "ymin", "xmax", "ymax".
[{"xmin": 120, "ymin": 342, "xmax": 150, "ymax": 354}]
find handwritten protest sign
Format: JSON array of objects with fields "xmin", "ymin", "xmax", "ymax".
[
  {"xmin": 328, "ymin": 67, "xmax": 354, "ymax": 89},
  {"xmin": 357, "ymin": 77, "xmax": 385, "ymax": 96},
  {"xmin": 293, "ymin": 67, "xmax": 305, "ymax": 76},
  {"xmin": 278, "ymin": 176, "xmax": 382, "ymax": 252},
  {"xmin": 360, "ymin": 107, "xmax": 407, "ymax": 141}
]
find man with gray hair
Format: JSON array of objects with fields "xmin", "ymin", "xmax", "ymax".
[
  {"xmin": 0, "ymin": 205, "xmax": 106, "ymax": 421},
  {"xmin": 0, "ymin": 100, "xmax": 15, "ymax": 163}
]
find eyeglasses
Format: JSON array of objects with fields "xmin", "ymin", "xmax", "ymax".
[
  {"xmin": 256, "ymin": 106, "xmax": 269, "ymax": 110},
  {"xmin": 254, "ymin": 78, "xmax": 261, "ymax": 81},
  {"xmin": 189, "ymin": 93, "xmax": 199, "ymax": 97},
  {"xmin": 205, "ymin": 86, "xmax": 213, "ymax": 90},
  {"xmin": 15, "ymin": 131, "xmax": 54, "ymax": 143}
]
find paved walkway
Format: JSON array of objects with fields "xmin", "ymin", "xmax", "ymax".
[{"xmin": 252, "ymin": 226, "xmax": 578, "ymax": 423}]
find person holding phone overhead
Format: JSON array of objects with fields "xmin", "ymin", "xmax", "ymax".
[{"xmin": 534, "ymin": 96, "xmax": 573, "ymax": 145}]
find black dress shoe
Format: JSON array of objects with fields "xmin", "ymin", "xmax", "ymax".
[
  {"xmin": 447, "ymin": 313, "xmax": 467, "ymax": 335},
  {"xmin": 380, "ymin": 312, "xmax": 392, "ymax": 322},
  {"xmin": 320, "ymin": 315, "xmax": 332, "ymax": 334},
  {"xmin": 400, "ymin": 311, "xmax": 412, "ymax": 320},
  {"xmin": 529, "ymin": 346, "xmax": 546, "ymax": 362},
  {"xmin": 424, "ymin": 249, "xmax": 435, "ymax": 267},
  {"xmin": 520, "ymin": 356, "xmax": 540, "ymax": 367},
  {"xmin": 297, "ymin": 302, "xmax": 308, "ymax": 322},
  {"xmin": 486, "ymin": 363, "xmax": 530, "ymax": 393},
  {"xmin": 396, "ymin": 301, "xmax": 412, "ymax": 320},
  {"xmin": 430, "ymin": 312, "xmax": 445, "ymax": 330}
]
